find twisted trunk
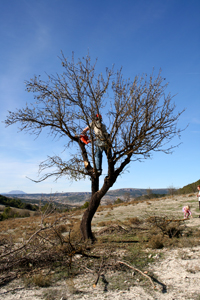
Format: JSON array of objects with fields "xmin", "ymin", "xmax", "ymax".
[
  {"xmin": 80, "ymin": 176, "xmax": 99, "ymax": 241},
  {"xmin": 80, "ymin": 175, "xmax": 115, "ymax": 241},
  {"xmin": 80, "ymin": 150, "xmax": 130, "ymax": 241}
]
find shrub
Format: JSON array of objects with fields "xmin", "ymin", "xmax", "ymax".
[
  {"xmin": 32, "ymin": 273, "xmax": 52, "ymax": 287},
  {"xmin": 149, "ymin": 234, "xmax": 164, "ymax": 249},
  {"xmin": 1, "ymin": 206, "xmax": 14, "ymax": 220},
  {"xmin": 0, "ymin": 195, "xmax": 38, "ymax": 211},
  {"xmin": 114, "ymin": 198, "xmax": 124, "ymax": 205},
  {"xmin": 166, "ymin": 223, "xmax": 183, "ymax": 238},
  {"xmin": 41, "ymin": 203, "xmax": 55, "ymax": 214},
  {"xmin": 81, "ymin": 201, "xmax": 89, "ymax": 209},
  {"xmin": 57, "ymin": 224, "xmax": 68, "ymax": 233},
  {"xmin": 147, "ymin": 216, "xmax": 184, "ymax": 238},
  {"xmin": 98, "ymin": 221, "xmax": 107, "ymax": 227},
  {"xmin": 128, "ymin": 217, "xmax": 141, "ymax": 225}
]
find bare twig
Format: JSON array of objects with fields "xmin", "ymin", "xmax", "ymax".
[
  {"xmin": 0, "ymin": 227, "xmax": 48, "ymax": 259},
  {"xmin": 117, "ymin": 260, "xmax": 156, "ymax": 289},
  {"xmin": 93, "ymin": 258, "xmax": 104, "ymax": 287}
]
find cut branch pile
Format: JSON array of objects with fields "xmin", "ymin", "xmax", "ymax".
[{"xmin": 0, "ymin": 210, "xmax": 89, "ymax": 286}]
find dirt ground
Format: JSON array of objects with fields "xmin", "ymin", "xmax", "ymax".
[{"xmin": 1, "ymin": 193, "xmax": 200, "ymax": 299}]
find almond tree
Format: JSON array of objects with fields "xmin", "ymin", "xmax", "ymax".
[{"xmin": 5, "ymin": 53, "xmax": 184, "ymax": 241}]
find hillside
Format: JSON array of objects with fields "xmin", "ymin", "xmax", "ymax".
[
  {"xmin": 4, "ymin": 178, "xmax": 200, "ymax": 208},
  {"xmin": 0, "ymin": 194, "xmax": 37, "ymax": 211},
  {"xmin": 178, "ymin": 179, "xmax": 200, "ymax": 194}
]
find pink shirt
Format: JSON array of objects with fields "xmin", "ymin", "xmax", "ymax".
[{"xmin": 183, "ymin": 206, "xmax": 192, "ymax": 216}]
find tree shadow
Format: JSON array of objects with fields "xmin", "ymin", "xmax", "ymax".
[
  {"xmin": 101, "ymin": 274, "xmax": 109, "ymax": 292},
  {"xmin": 150, "ymin": 275, "xmax": 167, "ymax": 293}
]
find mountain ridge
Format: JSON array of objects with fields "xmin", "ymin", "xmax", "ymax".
[
  {"xmin": 5, "ymin": 190, "xmax": 27, "ymax": 195},
  {"xmin": 3, "ymin": 187, "xmax": 167, "ymax": 196},
  {"xmin": 2, "ymin": 188, "xmax": 169, "ymax": 204}
]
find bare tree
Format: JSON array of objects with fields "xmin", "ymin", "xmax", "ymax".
[
  {"xmin": 168, "ymin": 185, "xmax": 177, "ymax": 197},
  {"xmin": 146, "ymin": 188, "xmax": 153, "ymax": 199},
  {"xmin": 4, "ymin": 52, "xmax": 184, "ymax": 241},
  {"xmin": 124, "ymin": 192, "xmax": 130, "ymax": 202}
]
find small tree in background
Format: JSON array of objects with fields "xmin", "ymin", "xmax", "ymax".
[
  {"xmin": 146, "ymin": 188, "xmax": 153, "ymax": 199},
  {"xmin": 5, "ymin": 52, "xmax": 184, "ymax": 241},
  {"xmin": 168, "ymin": 185, "xmax": 177, "ymax": 196},
  {"xmin": 124, "ymin": 192, "xmax": 130, "ymax": 202}
]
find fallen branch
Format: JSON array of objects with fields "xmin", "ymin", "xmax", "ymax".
[
  {"xmin": 0, "ymin": 227, "xmax": 48, "ymax": 259},
  {"xmin": 0, "ymin": 287, "xmax": 24, "ymax": 295},
  {"xmin": 117, "ymin": 260, "xmax": 156, "ymax": 289}
]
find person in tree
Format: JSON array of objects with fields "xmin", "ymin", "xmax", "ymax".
[{"xmin": 81, "ymin": 114, "xmax": 109, "ymax": 175}]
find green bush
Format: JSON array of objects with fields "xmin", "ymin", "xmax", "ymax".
[
  {"xmin": 0, "ymin": 195, "xmax": 38, "ymax": 211},
  {"xmin": 114, "ymin": 198, "xmax": 124, "ymax": 204},
  {"xmin": 2, "ymin": 206, "xmax": 12, "ymax": 220},
  {"xmin": 81, "ymin": 201, "xmax": 89, "ymax": 209},
  {"xmin": 0, "ymin": 206, "xmax": 31, "ymax": 221}
]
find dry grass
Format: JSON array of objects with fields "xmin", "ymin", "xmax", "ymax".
[
  {"xmin": 32, "ymin": 272, "xmax": 52, "ymax": 287},
  {"xmin": 148, "ymin": 234, "xmax": 164, "ymax": 249},
  {"xmin": 127, "ymin": 217, "xmax": 142, "ymax": 225}
]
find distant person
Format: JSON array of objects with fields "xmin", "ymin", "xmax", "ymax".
[
  {"xmin": 197, "ymin": 185, "xmax": 200, "ymax": 211},
  {"xmin": 82, "ymin": 114, "xmax": 109, "ymax": 175},
  {"xmin": 182, "ymin": 205, "xmax": 192, "ymax": 219}
]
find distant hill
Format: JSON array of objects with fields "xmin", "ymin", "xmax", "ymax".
[
  {"xmin": 6, "ymin": 190, "xmax": 27, "ymax": 195},
  {"xmin": 107, "ymin": 188, "xmax": 168, "ymax": 198},
  {"xmin": 178, "ymin": 179, "xmax": 200, "ymax": 194},
  {"xmin": 3, "ymin": 188, "xmax": 169, "ymax": 204}
]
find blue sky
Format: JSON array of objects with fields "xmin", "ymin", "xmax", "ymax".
[{"xmin": 0, "ymin": 0, "xmax": 200, "ymax": 194}]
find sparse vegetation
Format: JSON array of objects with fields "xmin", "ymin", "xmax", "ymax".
[
  {"xmin": 128, "ymin": 217, "xmax": 141, "ymax": 225},
  {"xmin": 147, "ymin": 216, "xmax": 185, "ymax": 238},
  {"xmin": 114, "ymin": 198, "xmax": 124, "ymax": 204},
  {"xmin": 0, "ymin": 206, "xmax": 31, "ymax": 221},
  {"xmin": 32, "ymin": 273, "xmax": 52, "ymax": 287},
  {"xmin": 148, "ymin": 234, "xmax": 164, "ymax": 249},
  {"xmin": 80, "ymin": 201, "xmax": 90, "ymax": 209},
  {"xmin": 1, "ymin": 192, "xmax": 200, "ymax": 298}
]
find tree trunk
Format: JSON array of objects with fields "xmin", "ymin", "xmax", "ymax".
[
  {"xmin": 80, "ymin": 176, "xmax": 100, "ymax": 241},
  {"xmin": 80, "ymin": 199, "xmax": 100, "ymax": 241},
  {"xmin": 80, "ymin": 174, "xmax": 117, "ymax": 241}
]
